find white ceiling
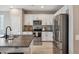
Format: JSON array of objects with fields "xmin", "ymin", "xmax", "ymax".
[{"xmin": 0, "ymin": 5, "xmax": 63, "ymax": 12}]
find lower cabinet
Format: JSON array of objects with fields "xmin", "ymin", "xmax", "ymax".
[{"xmin": 42, "ymin": 32, "xmax": 53, "ymax": 41}]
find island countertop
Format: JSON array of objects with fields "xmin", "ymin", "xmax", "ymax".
[{"xmin": 0, "ymin": 35, "xmax": 33, "ymax": 47}]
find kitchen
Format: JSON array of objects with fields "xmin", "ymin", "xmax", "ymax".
[{"xmin": 0, "ymin": 5, "xmax": 69, "ymax": 54}]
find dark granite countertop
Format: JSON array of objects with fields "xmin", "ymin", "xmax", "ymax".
[{"xmin": 0, "ymin": 35, "xmax": 33, "ymax": 47}]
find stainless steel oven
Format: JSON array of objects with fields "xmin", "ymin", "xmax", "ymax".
[{"xmin": 33, "ymin": 20, "xmax": 42, "ymax": 45}]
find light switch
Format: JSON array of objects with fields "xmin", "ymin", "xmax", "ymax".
[{"xmin": 76, "ymin": 34, "xmax": 79, "ymax": 40}]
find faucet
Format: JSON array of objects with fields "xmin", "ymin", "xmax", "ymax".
[{"xmin": 5, "ymin": 26, "xmax": 12, "ymax": 39}]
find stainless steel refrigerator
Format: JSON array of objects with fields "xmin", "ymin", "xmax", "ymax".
[{"xmin": 53, "ymin": 14, "xmax": 68, "ymax": 54}]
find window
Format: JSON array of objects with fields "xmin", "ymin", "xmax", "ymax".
[{"xmin": 0, "ymin": 15, "xmax": 4, "ymax": 35}]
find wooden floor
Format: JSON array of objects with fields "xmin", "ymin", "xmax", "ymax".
[{"xmin": 31, "ymin": 42, "xmax": 53, "ymax": 54}]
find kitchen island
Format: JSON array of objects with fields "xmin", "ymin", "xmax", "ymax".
[{"xmin": 0, "ymin": 35, "xmax": 33, "ymax": 54}]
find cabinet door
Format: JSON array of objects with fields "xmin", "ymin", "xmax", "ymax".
[
  {"xmin": 49, "ymin": 16, "xmax": 53, "ymax": 25},
  {"xmin": 24, "ymin": 15, "xmax": 33, "ymax": 25},
  {"xmin": 45, "ymin": 32, "xmax": 49, "ymax": 41},
  {"xmin": 42, "ymin": 19, "xmax": 45, "ymax": 25},
  {"xmin": 29, "ymin": 15, "xmax": 33, "ymax": 25},
  {"xmin": 24, "ymin": 15, "xmax": 29, "ymax": 25},
  {"xmin": 24, "ymin": 15, "xmax": 30, "ymax": 25},
  {"xmin": 42, "ymin": 32, "xmax": 45, "ymax": 41},
  {"xmin": 42, "ymin": 32, "xmax": 50, "ymax": 41},
  {"xmin": 46, "ymin": 16, "xmax": 49, "ymax": 25},
  {"xmin": 48, "ymin": 32, "xmax": 53, "ymax": 41},
  {"xmin": 42, "ymin": 32, "xmax": 53, "ymax": 41},
  {"xmin": 42, "ymin": 16, "xmax": 46, "ymax": 25},
  {"xmin": 47, "ymin": 16, "xmax": 53, "ymax": 25},
  {"xmin": 42, "ymin": 32, "xmax": 47, "ymax": 41}
]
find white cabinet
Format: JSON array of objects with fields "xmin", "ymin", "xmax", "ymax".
[
  {"xmin": 42, "ymin": 15, "xmax": 53, "ymax": 25},
  {"xmin": 42, "ymin": 19, "xmax": 46, "ymax": 25},
  {"xmin": 46, "ymin": 16, "xmax": 53, "ymax": 25},
  {"xmin": 24, "ymin": 15, "xmax": 29, "ymax": 25},
  {"xmin": 42, "ymin": 15, "xmax": 48, "ymax": 25},
  {"xmin": 42, "ymin": 20, "xmax": 44, "ymax": 25},
  {"xmin": 10, "ymin": 9, "xmax": 23, "ymax": 35},
  {"xmin": 48, "ymin": 16, "xmax": 53, "ymax": 25},
  {"xmin": 24, "ymin": 15, "xmax": 34, "ymax": 25},
  {"xmin": 24, "ymin": 14, "xmax": 53, "ymax": 25},
  {"xmin": 42, "ymin": 32, "xmax": 47, "ymax": 41},
  {"xmin": 48, "ymin": 32, "xmax": 53, "ymax": 41},
  {"xmin": 42, "ymin": 32, "xmax": 53, "ymax": 41},
  {"xmin": 42, "ymin": 15, "xmax": 46, "ymax": 25}
]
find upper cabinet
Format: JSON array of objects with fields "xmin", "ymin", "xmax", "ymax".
[
  {"xmin": 24, "ymin": 14, "xmax": 35, "ymax": 25},
  {"xmin": 42, "ymin": 15, "xmax": 53, "ymax": 25},
  {"xmin": 24, "ymin": 14, "xmax": 53, "ymax": 25}
]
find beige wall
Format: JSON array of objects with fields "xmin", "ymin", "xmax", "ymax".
[
  {"xmin": 69, "ymin": 5, "xmax": 79, "ymax": 53},
  {"xmin": 67, "ymin": 5, "xmax": 79, "ymax": 54},
  {"xmin": 72, "ymin": 6, "xmax": 79, "ymax": 53}
]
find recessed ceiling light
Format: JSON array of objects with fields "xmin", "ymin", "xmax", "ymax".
[{"xmin": 41, "ymin": 6, "xmax": 44, "ymax": 8}]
